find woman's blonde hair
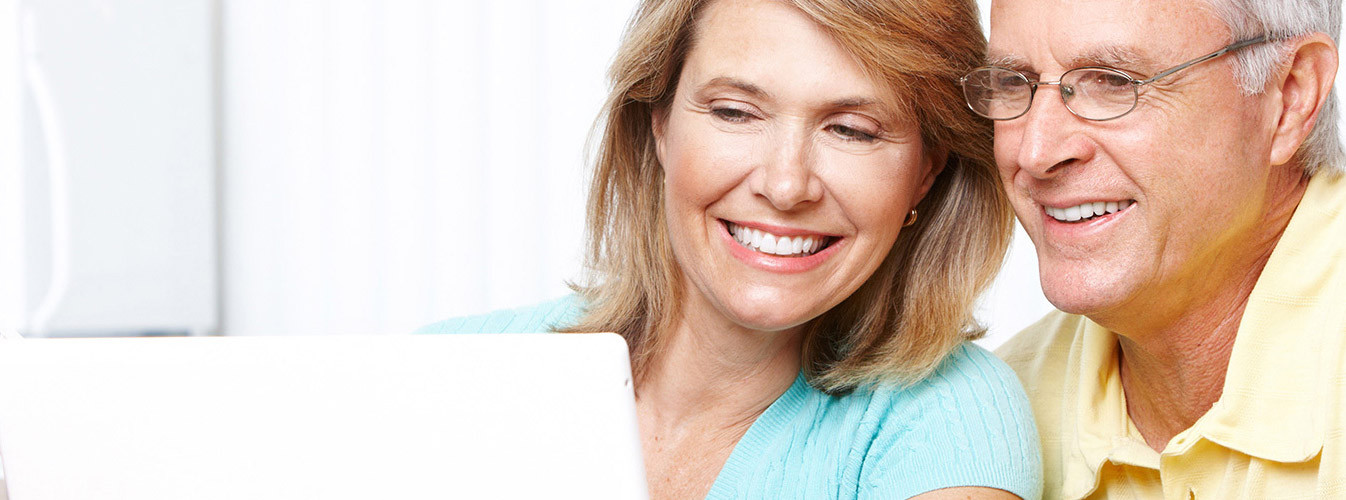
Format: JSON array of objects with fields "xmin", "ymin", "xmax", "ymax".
[{"xmin": 563, "ymin": 0, "xmax": 1012, "ymax": 393}]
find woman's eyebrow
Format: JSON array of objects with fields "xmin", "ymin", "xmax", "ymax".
[
  {"xmin": 701, "ymin": 76, "xmax": 773, "ymax": 100},
  {"xmin": 828, "ymin": 97, "xmax": 879, "ymax": 109},
  {"xmin": 699, "ymin": 76, "xmax": 884, "ymax": 117}
]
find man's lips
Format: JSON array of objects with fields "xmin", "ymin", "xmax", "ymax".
[{"xmin": 1042, "ymin": 199, "xmax": 1135, "ymax": 223}]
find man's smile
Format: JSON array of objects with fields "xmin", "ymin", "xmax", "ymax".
[{"xmin": 1042, "ymin": 199, "xmax": 1135, "ymax": 223}]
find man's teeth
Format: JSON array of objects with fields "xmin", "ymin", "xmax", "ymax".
[
  {"xmin": 727, "ymin": 222, "xmax": 829, "ymax": 256},
  {"xmin": 1045, "ymin": 200, "xmax": 1133, "ymax": 222}
]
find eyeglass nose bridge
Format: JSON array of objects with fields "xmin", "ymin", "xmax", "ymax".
[{"xmin": 1022, "ymin": 79, "xmax": 1079, "ymax": 118}]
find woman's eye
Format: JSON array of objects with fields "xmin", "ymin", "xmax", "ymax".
[
  {"xmin": 711, "ymin": 107, "xmax": 754, "ymax": 122},
  {"xmin": 828, "ymin": 124, "xmax": 877, "ymax": 142}
]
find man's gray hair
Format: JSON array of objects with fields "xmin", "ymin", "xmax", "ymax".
[{"xmin": 1205, "ymin": 0, "xmax": 1345, "ymax": 176}]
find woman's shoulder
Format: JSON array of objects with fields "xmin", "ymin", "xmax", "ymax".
[
  {"xmin": 723, "ymin": 344, "xmax": 1041, "ymax": 498},
  {"xmin": 413, "ymin": 295, "xmax": 585, "ymax": 334},
  {"xmin": 838, "ymin": 342, "xmax": 1031, "ymax": 414},
  {"xmin": 899, "ymin": 341, "xmax": 1032, "ymax": 407},
  {"xmin": 836, "ymin": 342, "xmax": 1043, "ymax": 499}
]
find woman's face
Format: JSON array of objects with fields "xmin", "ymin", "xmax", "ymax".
[{"xmin": 654, "ymin": 0, "xmax": 939, "ymax": 334}]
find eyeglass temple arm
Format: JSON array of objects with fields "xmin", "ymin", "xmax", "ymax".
[{"xmin": 1137, "ymin": 36, "xmax": 1269, "ymax": 85}]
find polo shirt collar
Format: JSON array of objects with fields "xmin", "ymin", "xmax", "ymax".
[{"xmin": 1060, "ymin": 319, "xmax": 1159, "ymax": 500}]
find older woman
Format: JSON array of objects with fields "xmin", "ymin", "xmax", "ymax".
[{"xmin": 421, "ymin": 0, "xmax": 1042, "ymax": 498}]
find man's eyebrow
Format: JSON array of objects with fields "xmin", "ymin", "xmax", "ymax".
[
  {"xmin": 985, "ymin": 53, "xmax": 1029, "ymax": 71},
  {"xmin": 1067, "ymin": 45, "xmax": 1160, "ymax": 72},
  {"xmin": 984, "ymin": 45, "xmax": 1161, "ymax": 76}
]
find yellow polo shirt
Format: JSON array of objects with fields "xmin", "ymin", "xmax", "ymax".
[{"xmin": 997, "ymin": 171, "xmax": 1346, "ymax": 499}]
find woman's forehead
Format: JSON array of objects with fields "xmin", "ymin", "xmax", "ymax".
[{"xmin": 681, "ymin": 1, "xmax": 890, "ymax": 102}]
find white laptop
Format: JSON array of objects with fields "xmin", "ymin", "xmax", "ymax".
[{"xmin": 0, "ymin": 333, "xmax": 648, "ymax": 500}]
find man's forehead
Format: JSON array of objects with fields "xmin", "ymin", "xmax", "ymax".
[
  {"xmin": 987, "ymin": 0, "xmax": 1223, "ymax": 71},
  {"xmin": 989, "ymin": 0, "xmax": 1180, "ymax": 21}
]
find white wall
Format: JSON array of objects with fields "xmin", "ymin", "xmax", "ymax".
[{"xmin": 222, "ymin": 0, "xmax": 639, "ymax": 335}]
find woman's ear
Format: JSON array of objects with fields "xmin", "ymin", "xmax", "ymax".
[
  {"xmin": 914, "ymin": 147, "xmax": 948, "ymax": 206},
  {"xmin": 651, "ymin": 106, "xmax": 668, "ymax": 168}
]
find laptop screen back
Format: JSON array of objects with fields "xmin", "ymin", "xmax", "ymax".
[{"xmin": 0, "ymin": 333, "xmax": 647, "ymax": 500}]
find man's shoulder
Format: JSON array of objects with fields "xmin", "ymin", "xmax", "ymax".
[{"xmin": 994, "ymin": 310, "xmax": 1087, "ymax": 396}]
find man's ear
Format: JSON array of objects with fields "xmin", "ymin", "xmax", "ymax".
[
  {"xmin": 1269, "ymin": 32, "xmax": 1338, "ymax": 167},
  {"xmin": 913, "ymin": 147, "xmax": 948, "ymax": 206}
]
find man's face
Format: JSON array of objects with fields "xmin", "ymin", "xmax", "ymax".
[{"xmin": 989, "ymin": 0, "xmax": 1291, "ymax": 328}]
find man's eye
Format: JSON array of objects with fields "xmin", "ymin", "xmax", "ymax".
[
  {"xmin": 997, "ymin": 76, "xmax": 1030, "ymax": 89},
  {"xmin": 1089, "ymin": 71, "xmax": 1133, "ymax": 88}
]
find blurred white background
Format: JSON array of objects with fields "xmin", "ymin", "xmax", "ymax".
[
  {"xmin": 221, "ymin": 0, "xmax": 637, "ymax": 336},
  {"xmin": 25, "ymin": 0, "xmax": 1342, "ymax": 347}
]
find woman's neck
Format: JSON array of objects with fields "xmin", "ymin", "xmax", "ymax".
[
  {"xmin": 637, "ymin": 305, "xmax": 804, "ymax": 430},
  {"xmin": 633, "ymin": 297, "xmax": 806, "ymax": 500}
]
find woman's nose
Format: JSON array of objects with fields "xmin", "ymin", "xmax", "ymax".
[{"xmin": 753, "ymin": 131, "xmax": 823, "ymax": 211}]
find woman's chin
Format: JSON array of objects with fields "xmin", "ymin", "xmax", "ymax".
[{"xmin": 719, "ymin": 300, "xmax": 825, "ymax": 334}]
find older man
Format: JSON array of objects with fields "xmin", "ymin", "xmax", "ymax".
[{"xmin": 970, "ymin": 0, "xmax": 1346, "ymax": 498}]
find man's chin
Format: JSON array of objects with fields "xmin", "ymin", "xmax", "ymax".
[
  {"xmin": 1045, "ymin": 298, "xmax": 1104, "ymax": 317},
  {"xmin": 1040, "ymin": 281, "xmax": 1132, "ymax": 319}
]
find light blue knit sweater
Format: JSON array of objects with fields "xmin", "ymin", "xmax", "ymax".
[{"xmin": 418, "ymin": 296, "xmax": 1043, "ymax": 499}]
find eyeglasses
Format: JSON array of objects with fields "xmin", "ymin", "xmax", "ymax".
[{"xmin": 960, "ymin": 36, "xmax": 1270, "ymax": 121}]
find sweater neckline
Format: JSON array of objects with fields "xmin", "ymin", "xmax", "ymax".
[{"xmin": 702, "ymin": 371, "xmax": 812, "ymax": 498}]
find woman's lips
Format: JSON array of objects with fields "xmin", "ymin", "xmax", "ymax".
[
  {"xmin": 719, "ymin": 219, "xmax": 843, "ymax": 273},
  {"xmin": 724, "ymin": 221, "xmax": 836, "ymax": 257}
]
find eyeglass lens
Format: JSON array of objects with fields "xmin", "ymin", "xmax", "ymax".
[{"xmin": 962, "ymin": 67, "xmax": 1140, "ymax": 121}]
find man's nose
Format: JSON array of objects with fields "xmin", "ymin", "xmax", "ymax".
[{"xmin": 1010, "ymin": 85, "xmax": 1093, "ymax": 179}]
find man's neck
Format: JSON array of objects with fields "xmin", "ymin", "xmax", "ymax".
[
  {"xmin": 1109, "ymin": 174, "xmax": 1309, "ymax": 452},
  {"xmin": 1115, "ymin": 295, "xmax": 1247, "ymax": 451}
]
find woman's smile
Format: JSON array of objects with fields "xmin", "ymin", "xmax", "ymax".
[
  {"xmin": 718, "ymin": 219, "xmax": 843, "ymax": 273},
  {"xmin": 722, "ymin": 220, "xmax": 838, "ymax": 257}
]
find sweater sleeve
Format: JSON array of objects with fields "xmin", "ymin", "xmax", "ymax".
[
  {"xmin": 859, "ymin": 343, "xmax": 1044, "ymax": 500},
  {"xmin": 412, "ymin": 295, "xmax": 584, "ymax": 334}
]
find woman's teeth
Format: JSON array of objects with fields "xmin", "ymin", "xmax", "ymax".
[
  {"xmin": 727, "ymin": 222, "xmax": 830, "ymax": 257},
  {"xmin": 1045, "ymin": 200, "xmax": 1133, "ymax": 223}
]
